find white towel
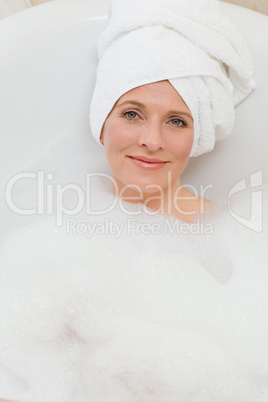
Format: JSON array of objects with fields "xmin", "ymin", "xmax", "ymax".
[{"xmin": 90, "ymin": 0, "xmax": 256, "ymax": 157}]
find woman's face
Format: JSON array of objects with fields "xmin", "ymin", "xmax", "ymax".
[{"xmin": 100, "ymin": 80, "xmax": 194, "ymax": 197}]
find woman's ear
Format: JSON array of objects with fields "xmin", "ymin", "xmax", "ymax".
[{"xmin": 100, "ymin": 133, "xmax": 104, "ymax": 145}]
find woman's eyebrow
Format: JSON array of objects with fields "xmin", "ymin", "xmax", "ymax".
[
  {"xmin": 115, "ymin": 100, "xmax": 145, "ymax": 108},
  {"xmin": 169, "ymin": 110, "xmax": 193, "ymax": 121},
  {"xmin": 115, "ymin": 100, "xmax": 193, "ymax": 121}
]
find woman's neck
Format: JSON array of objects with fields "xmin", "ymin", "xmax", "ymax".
[{"xmin": 114, "ymin": 179, "xmax": 213, "ymax": 223}]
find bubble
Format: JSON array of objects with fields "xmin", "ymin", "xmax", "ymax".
[{"xmin": 0, "ymin": 135, "xmax": 267, "ymax": 401}]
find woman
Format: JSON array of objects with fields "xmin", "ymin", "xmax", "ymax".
[
  {"xmin": 2, "ymin": 0, "xmax": 267, "ymax": 401},
  {"xmin": 89, "ymin": 0, "xmax": 255, "ymax": 222}
]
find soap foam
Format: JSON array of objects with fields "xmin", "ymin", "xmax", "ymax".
[{"xmin": 0, "ymin": 136, "xmax": 267, "ymax": 401}]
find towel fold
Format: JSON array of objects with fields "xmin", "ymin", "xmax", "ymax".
[{"xmin": 90, "ymin": 0, "xmax": 256, "ymax": 157}]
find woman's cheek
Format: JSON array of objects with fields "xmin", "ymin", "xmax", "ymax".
[
  {"xmin": 172, "ymin": 134, "xmax": 193, "ymax": 158},
  {"xmin": 111, "ymin": 128, "xmax": 136, "ymax": 149}
]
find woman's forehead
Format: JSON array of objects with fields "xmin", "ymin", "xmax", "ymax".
[{"xmin": 115, "ymin": 80, "xmax": 190, "ymax": 111}]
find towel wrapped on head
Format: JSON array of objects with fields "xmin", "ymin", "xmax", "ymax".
[{"xmin": 90, "ymin": 0, "xmax": 255, "ymax": 157}]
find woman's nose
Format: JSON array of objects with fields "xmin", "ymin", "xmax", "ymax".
[{"xmin": 138, "ymin": 121, "xmax": 166, "ymax": 151}]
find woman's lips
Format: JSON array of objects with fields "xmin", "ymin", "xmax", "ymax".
[{"xmin": 127, "ymin": 155, "xmax": 168, "ymax": 170}]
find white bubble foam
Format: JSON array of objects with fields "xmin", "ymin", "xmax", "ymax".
[{"xmin": 0, "ymin": 136, "xmax": 267, "ymax": 401}]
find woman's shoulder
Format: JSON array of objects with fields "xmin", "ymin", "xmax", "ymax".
[{"xmin": 173, "ymin": 186, "xmax": 213, "ymax": 223}]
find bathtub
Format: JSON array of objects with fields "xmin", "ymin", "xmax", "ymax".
[
  {"xmin": 0, "ymin": 2, "xmax": 268, "ymax": 401},
  {"xmin": 0, "ymin": 0, "xmax": 267, "ymax": 205}
]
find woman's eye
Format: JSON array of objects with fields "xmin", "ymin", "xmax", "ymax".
[
  {"xmin": 124, "ymin": 111, "xmax": 138, "ymax": 119},
  {"xmin": 170, "ymin": 118, "xmax": 187, "ymax": 127}
]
